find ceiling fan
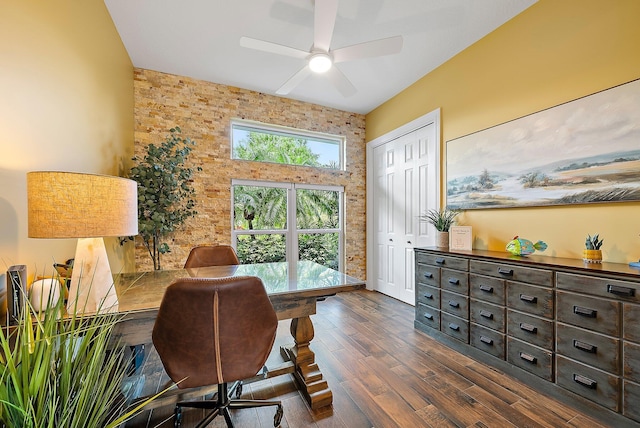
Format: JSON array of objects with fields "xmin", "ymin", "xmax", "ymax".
[{"xmin": 239, "ymin": 0, "xmax": 403, "ymax": 97}]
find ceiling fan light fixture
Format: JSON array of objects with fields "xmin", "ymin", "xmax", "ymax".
[{"xmin": 308, "ymin": 53, "xmax": 332, "ymax": 73}]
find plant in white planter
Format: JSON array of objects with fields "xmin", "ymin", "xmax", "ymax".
[{"xmin": 420, "ymin": 208, "xmax": 460, "ymax": 248}]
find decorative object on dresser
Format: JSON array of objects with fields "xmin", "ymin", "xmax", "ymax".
[
  {"xmin": 419, "ymin": 208, "xmax": 459, "ymax": 248},
  {"xmin": 505, "ymin": 236, "xmax": 547, "ymax": 256},
  {"xmin": 584, "ymin": 233, "xmax": 604, "ymax": 263},
  {"xmin": 414, "ymin": 248, "xmax": 640, "ymax": 427},
  {"xmin": 449, "ymin": 226, "xmax": 473, "ymax": 251}
]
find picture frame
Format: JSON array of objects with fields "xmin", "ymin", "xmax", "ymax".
[
  {"xmin": 446, "ymin": 78, "xmax": 640, "ymax": 210},
  {"xmin": 449, "ymin": 226, "xmax": 473, "ymax": 251}
]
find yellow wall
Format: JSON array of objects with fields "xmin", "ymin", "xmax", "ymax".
[
  {"xmin": 0, "ymin": 0, "xmax": 134, "ymax": 280},
  {"xmin": 366, "ymin": 0, "xmax": 640, "ymax": 264}
]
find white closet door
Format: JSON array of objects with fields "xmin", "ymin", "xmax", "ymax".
[{"xmin": 368, "ymin": 113, "xmax": 439, "ymax": 305}]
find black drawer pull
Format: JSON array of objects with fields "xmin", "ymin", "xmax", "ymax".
[
  {"xmin": 448, "ymin": 301, "xmax": 460, "ymax": 309},
  {"xmin": 519, "ymin": 323, "xmax": 538, "ymax": 334},
  {"xmin": 480, "ymin": 336, "xmax": 494, "ymax": 345},
  {"xmin": 573, "ymin": 374, "xmax": 597, "ymax": 389},
  {"xmin": 448, "ymin": 323, "xmax": 460, "ymax": 331},
  {"xmin": 480, "ymin": 310, "xmax": 494, "ymax": 319},
  {"xmin": 519, "ymin": 352, "xmax": 537, "ymax": 364},
  {"xmin": 424, "ymin": 313, "xmax": 434, "ymax": 320},
  {"xmin": 573, "ymin": 306, "xmax": 597, "ymax": 318},
  {"xmin": 424, "ymin": 293, "xmax": 433, "ymax": 300},
  {"xmin": 573, "ymin": 340, "xmax": 597, "ymax": 354},
  {"xmin": 448, "ymin": 278, "xmax": 460, "ymax": 285},
  {"xmin": 479, "ymin": 285, "xmax": 494, "ymax": 293},
  {"xmin": 498, "ymin": 268, "xmax": 513, "ymax": 276},
  {"xmin": 424, "ymin": 272, "xmax": 434, "ymax": 279},
  {"xmin": 435, "ymin": 258, "xmax": 445, "ymax": 265},
  {"xmin": 607, "ymin": 284, "xmax": 635, "ymax": 297},
  {"xmin": 519, "ymin": 294, "xmax": 537, "ymax": 304}
]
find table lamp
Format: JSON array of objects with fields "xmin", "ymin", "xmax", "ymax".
[{"xmin": 27, "ymin": 171, "xmax": 138, "ymax": 314}]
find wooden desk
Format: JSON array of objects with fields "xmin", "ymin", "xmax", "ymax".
[{"xmin": 113, "ymin": 260, "xmax": 365, "ymax": 410}]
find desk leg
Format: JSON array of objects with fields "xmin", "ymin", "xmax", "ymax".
[{"xmin": 280, "ymin": 315, "xmax": 333, "ymax": 409}]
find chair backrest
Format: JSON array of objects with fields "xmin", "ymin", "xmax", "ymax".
[
  {"xmin": 152, "ymin": 276, "xmax": 277, "ymax": 389},
  {"xmin": 184, "ymin": 245, "xmax": 240, "ymax": 268}
]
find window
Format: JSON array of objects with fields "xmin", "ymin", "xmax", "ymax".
[
  {"xmin": 232, "ymin": 180, "xmax": 343, "ymax": 270},
  {"xmin": 231, "ymin": 119, "xmax": 344, "ymax": 170}
]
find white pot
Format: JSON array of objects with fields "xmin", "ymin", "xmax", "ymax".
[
  {"xmin": 29, "ymin": 278, "xmax": 62, "ymax": 311},
  {"xmin": 436, "ymin": 231, "xmax": 449, "ymax": 248}
]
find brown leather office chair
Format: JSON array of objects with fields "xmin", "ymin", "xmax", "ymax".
[
  {"xmin": 152, "ymin": 276, "xmax": 283, "ymax": 428},
  {"xmin": 184, "ymin": 244, "xmax": 240, "ymax": 268}
]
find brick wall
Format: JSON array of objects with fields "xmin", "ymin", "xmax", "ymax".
[{"xmin": 133, "ymin": 68, "xmax": 366, "ymax": 279}]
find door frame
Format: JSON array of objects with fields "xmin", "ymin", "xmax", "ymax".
[{"xmin": 365, "ymin": 108, "xmax": 441, "ymax": 292}]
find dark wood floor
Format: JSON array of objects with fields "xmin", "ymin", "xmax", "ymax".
[{"xmin": 127, "ymin": 289, "xmax": 608, "ymax": 428}]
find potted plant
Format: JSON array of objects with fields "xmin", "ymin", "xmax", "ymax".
[
  {"xmin": 0, "ymin": 280, "xmax": 163, "ymax": 427},
  {"xmin": 583, "ymin": 233, "xmax": 603, "ymax": 263},
  {"xmin": 420, "ymin": 208, "xmax": 460, "ymax": 248},
  {"xmin": 127, "ymin": 126, "xmax": 202, "ymax": 270}
]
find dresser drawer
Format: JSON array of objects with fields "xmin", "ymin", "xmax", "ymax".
[
  {"xmin": 415, "ymin": 263, "xmax": 440, "ymax": 287},
  {"xmin": 557, "ymin": 323, "xmax": 620, "ymax": 374},
  {"xmin": 470, "ymin": 299, "xmax": 505, "ymax": 332},
  {"xmin": 470, "ymin": 324, "xmax": 505, "ymax": 359},
  {"xmin": 441, "ymin": 290, "xmax": 469, "ymax": 319},
  {"xmin": 507, "ymin": 337, "xmax": 553, "ymax": 381},
  {"xmin": 470, "ymin": 274, "xmax": 506, "ymax": 305},
  {"xmin": 623, "ymin": 303, "xmax": 640, "ymax": 342},
  {"xmin": 470, "ymin": 260, "xmax": 552, "ymax": 287},
  {"xmin": 416, "ymin": 252, "xmax": 468, "ymax": 271},
  {"xmin": 415, "ymin": 303, "xmax": 440, "ymax": 330},
  {"xmin": 441, "ymin": 269, "xmax": 469, "ymax": 295},
  {"xmin": 623, "ymin": 380, "xmax": 640, "ymax": 423},
  {"xmin": 507, "ymin": 310, "xmax": 554, "ymax": 350},
  {"xmin": 624, "ymin": 341, "xmax": 640, "ymax": 383},
  {"xmin": 556, "ymin": 356, "xmax": 620, "ymax": 411},
  {"xmin": 507, "ymin": 282, "xmax": 554, "ymax": 319},
  {"xmin": 556, "ymin": 291, "xmax": 620, "ymax": 336},
  {"xmin": 441, "ymin": 312, "xmax": 469, "ymax": 343},
  {"xmin": 556, "ymin": 272, "xmax": 640, "ymax": 303},
  {"xmin": 416, "ymin": 283, "xmax": 440, "ymax": 309}
]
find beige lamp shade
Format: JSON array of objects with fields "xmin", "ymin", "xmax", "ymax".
[
  {"xmin": 27, "ymin": 171, "xmax": 138, "ymax": 238},
  {"xmin": 27, "ymin": 171, "xmax": 138, "ymax": 314}
]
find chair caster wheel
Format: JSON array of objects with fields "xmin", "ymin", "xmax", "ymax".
[
  {"xmin": 174, "ymin": 405, "xmax": 182, "ymax": 427},
  {"xmin": 235, "ymin": 382, "xmax": 243, "ymax": 398},
  {"xmin": 274, "ymin": 404, "xmax": 283, "ymax": 427}
]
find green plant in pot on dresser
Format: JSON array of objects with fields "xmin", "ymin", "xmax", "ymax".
[
  {"xmin": 419, "ymin": 208, "xmax": 459, "ymax": 248},
  {"xmin": 583, "ymin": 233, "xmax": 603, "ymax": 263}
]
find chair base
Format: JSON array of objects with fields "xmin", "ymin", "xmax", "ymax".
[{"xmin": 174, "ymin": 382, "xmax": 283, "ymax": 428}]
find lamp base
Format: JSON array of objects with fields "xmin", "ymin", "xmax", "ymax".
[{"xmin": 67, "ymin": 237, "xmax": 119, "ymax": 314}]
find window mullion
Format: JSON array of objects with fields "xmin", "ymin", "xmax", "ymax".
[{"xmin": 288, "ymin": 185, "xmax": 297, "ymax": 263}]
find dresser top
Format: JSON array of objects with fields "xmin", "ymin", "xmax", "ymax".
[{"xmin": 415, "ymin": 247, "xmax": 640, "ymax": 279}]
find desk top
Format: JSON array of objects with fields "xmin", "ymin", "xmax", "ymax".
[{"xmin": 115, "ymin": 260, "xmax": 366, "ymax": 314}]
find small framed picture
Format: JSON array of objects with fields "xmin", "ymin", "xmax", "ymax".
[{"xmin": 450, "ymin": 226, "xmax": 473, "ymax": 251}]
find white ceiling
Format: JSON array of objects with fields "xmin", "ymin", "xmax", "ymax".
[{"xmin": 104, "ymin": 0, "xmax": 536, "ymax": 114}]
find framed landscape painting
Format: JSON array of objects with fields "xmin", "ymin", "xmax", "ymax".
[{"xmin": 446, "ymin": 78, "xmax": 640, "ymax": 210}]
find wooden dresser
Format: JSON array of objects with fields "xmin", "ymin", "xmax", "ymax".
[{"xmin": 414, "ymin": 248, "xmax": 640, "ymax": 427}]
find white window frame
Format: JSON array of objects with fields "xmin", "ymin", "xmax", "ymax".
[
  {"xmin": 231, "ymin": 118, "xmax": 346, "ymax": 171},
  {"xmin": 231, "ymin": 179, "xmax": 344, "ymax": 270}
]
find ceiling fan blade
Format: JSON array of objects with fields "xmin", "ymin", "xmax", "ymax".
[
  {"xmin": 332, "ymin": 35, "xmax": 403, "ymax": 63},
  {"xmin": 327, "ymin": 66, "xmax": 356, "ymax": 97},
  {"xmin": 240, "ymin": 36, "xmax": 308, "ymax": 59},
  {"xmin": 276, "ymin": 66, "xmax": 312, "ymax": 95},
  {"xmin": 314, "ymin": 0, "xmax": 338, "ymax": 52}
]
